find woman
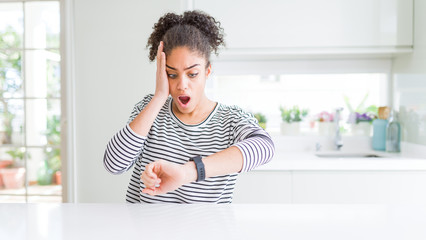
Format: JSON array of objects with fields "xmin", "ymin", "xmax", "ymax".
[{"xmin": 103, "ymin": 10, "xmax": 275, "ymax": 203}]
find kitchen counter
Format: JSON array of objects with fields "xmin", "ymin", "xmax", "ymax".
[
  {"xmin": 259, "ymin": 136, "xmax": 426, "ymax": 171},
  {"xmin": 256, "ymin": 152, "xmax": 426, "ymax": 171},
  {"xmin": 1, "ymin": 203, "xmax": 426, "ymax": 240}
]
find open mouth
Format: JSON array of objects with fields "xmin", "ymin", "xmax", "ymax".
[{"xmin": 178, "ymin": 95, "xmax": 191, "ymax": 106}]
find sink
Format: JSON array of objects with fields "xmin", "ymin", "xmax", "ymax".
[{"xmin": 315, "ymin": 152, "xmax": 384, "ymax": 158}]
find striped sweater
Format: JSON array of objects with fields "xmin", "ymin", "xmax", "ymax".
[{"xmin": 103, "ymin": 94, "xmax": 275, "ymax": 203}]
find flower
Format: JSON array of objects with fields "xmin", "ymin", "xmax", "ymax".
[
  {"xmin": 347, "ymin": 112, "xmax": 376, "ymax": 124},
  {"xmin": 315, "ymin": 111, "xmax": 334, "ymax": 122},
  {"xmin": 356, "ymin": 112, "xmax": 373, "ymax": 121}
]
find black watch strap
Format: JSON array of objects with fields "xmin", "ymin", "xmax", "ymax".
[{"xmin": 190, "ymin": 155, "xmax": 205, "ymax": 182}]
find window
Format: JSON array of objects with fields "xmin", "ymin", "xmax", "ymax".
[
  {"xmin": 0, "ymin": 1, "xmax": 61, "ymax": 203},
  {"xmin": 207, "ymin": 60, "xmax": 389, "ymax": 136}
]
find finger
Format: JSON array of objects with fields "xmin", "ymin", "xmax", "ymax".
[
  {"xmin": 145, "ymin": 163, "xmax": 158, "ymax": 179},
  {"xmin": 160, "ymin": 52, "xmax": 166, "ymax": 74},
  {"xmin": 152, "ymin": 185, "xmax": 167, "ymax": 195},
  {"xmin": 156, "ymin": 41, "xmax": 162, "ymax": 72},
  {"xmin": 157, "ymin": 41, "xmax": 163, "ymax": 57},
  {"xmin": 142, "ymin": 188, "xmax": 156, "ymax": 196},
  {"xmin": 141, "ymin": 172, "xmax": 157, "ymax": 188},
  {"xmin": 142, "ymin": 174, "xmax": 157, "ymax": 184},
  {"xmin": 157, "ymin": 41, "xmax": 163, "ymax": 62}
]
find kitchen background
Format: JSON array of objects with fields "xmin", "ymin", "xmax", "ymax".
[{"xmin": 0, "ymin": 0, "xmax": 425, "ymax": 203}]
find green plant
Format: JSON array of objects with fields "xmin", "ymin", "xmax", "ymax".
[
  {"xmin": 45, "ymin": 115, "xmax": 60, "ymax": 145},
  {"xmin": 1, "ymin": 111, "xmax": 14, "ymax": 144},
  {"xmin": 254, "ymin": 113, "xmax": 267, "ymax": 124},
  {"xmin": 44, "ymin": 115, "xmax": 61, "ymax": 173},
  {"xmin": 280, "ymin": 106, "xmax": 309, "ymax": 123},
  {"xmin": 253, "ymin": 112, "xmax": 267, "ymax": 129},
  {"xmin": 1, "ymin": 26, "xmax": 22, "ymax": 144},
  {"xmin": 46, "ymin": 148, "xmax": 60, "ymax": 172},
  {"xmin": 5, "ymin": 148, "xmax": 29, "ymax": 168}
]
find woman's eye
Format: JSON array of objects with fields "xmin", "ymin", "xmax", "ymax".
[
  {"xmin": 188, "ymin": 73, "xmax": 198, "ymax": 78},
  {"xmin": 167, "ymin": 74, "xmax": 177, "ymax": 79}
]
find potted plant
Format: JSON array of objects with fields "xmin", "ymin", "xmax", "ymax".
[
  {"xmin": 344, "ymin": 94, "xmax": 378, "ymax": 136},
  {"xmin": 348, "ymin": 111, "xmax": 377, "ymax": 136},
  {"xmin": 279, "ymin": 106, "xmax": 308, "ymax": 135},
  {"xmin": 315, "ymin": 111, "xmax": 335, "ymax": 136},
  {"xmin": 0, "ymin": 158, "xmax": 13, "ymax": 188},
  {"xmin": 0, "ymin": 148, "xmax": 26, "ymax": 189},
  {"xmin": 37, "ymin": 148, "xmax": 60, "ymax": 185},
  {"xmin": 254, "ymin": 112, "xmax": 267, "ymax": 130}
]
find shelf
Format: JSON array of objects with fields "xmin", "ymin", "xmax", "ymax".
[{"xmin": 213, "ymin": 47, "xmax": 414, "ymax": 61}]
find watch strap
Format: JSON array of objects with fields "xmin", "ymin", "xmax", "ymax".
[{"xmin": 190, "ymin": 155, "xmax": 205, "ymax": 182}]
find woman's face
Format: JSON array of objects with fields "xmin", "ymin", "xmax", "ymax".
[{"xmin": 166, "ymin": 46, "xmax": 211, "ymax": 114}]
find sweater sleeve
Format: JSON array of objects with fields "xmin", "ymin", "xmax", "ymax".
[
  {"xmin": 103, "ymin": 94, "xmax": 153, "ymax": 174},
  {"xmin": 231, "ymin": 110, "xmax": 275, "ymax": 172}
]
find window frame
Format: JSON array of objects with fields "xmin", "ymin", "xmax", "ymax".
[{"xmin": 0, "ymin": 0, "xmax": 67, "ymax": 203}]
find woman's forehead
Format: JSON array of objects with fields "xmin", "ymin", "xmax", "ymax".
[{"xmin": 166, "ymin": 47, "xmax": 206, "ymax": 68}]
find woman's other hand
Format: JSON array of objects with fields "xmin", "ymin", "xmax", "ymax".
[
  {"xmin": 154, "ymin": 41, "xmax": 169, "ymax": 100},
  {"xmin": 141, "ymin": 160, "xmax": 197, "ymax": 196}
]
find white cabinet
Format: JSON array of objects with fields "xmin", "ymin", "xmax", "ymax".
[
  {"xmin": 234, "ymin": 170, "xmax": 426, "ymax": 204},
  {"xmin": 292, "ymin": 171, "xmax": 426, "ymax": 204},
  {"xmin": 194, "ymin": 0, "xmax": 413, "ymax": 49},
  {"xmin": 233, "ymin": 171, "xmax": 292, "ymax": 203}
]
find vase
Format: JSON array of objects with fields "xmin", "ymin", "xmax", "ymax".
[
  {"xmin": 37, "ymin": 162, "xmax": 54, "ymax": 185},
  {"xmin": 0, "ymin": 160, "xmax": 13, "ymax": 188},
  {"xmin": 55, "ymin": 171, "xmax": 61, "ymax": 185},
  {"xmin": 351, "ymin": 122, "xmax": 371, "ymax": 136},
  {"xmin": 280, "ymin": 122, "xmax": 300, "ymax": 135},
  {"xmin": 372, "ymin": 119, "xmax": 388, "ymax": 151},
  {"xmin": 0, "ymin": 167, "xmax": 25, "ymax": 189},
  {"xmin": 317, "ymin": 122, "xmax": 335, "ymax": 136}
]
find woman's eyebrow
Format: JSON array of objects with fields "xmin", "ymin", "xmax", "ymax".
[{"xmin": 166, "ymin": 64, "xmax": 200, "ymax": 70}]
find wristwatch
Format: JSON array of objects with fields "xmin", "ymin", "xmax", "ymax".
[{"xmin": 190, "ymin": 155, "xmax": 205, "ymax": 182}]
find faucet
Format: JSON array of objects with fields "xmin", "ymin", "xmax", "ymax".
[
  {"xmin": 334, "ymin": 107, "xmax": 344, "ymax": 151},
  {"xmin": 315, "ymin": 142, "xmax": 322, "ymax": 152}
]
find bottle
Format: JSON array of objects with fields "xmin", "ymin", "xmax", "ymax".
[
  {"xmin": 386, "ymin": 110, "xmax": 401, "ymax": 152},
  {"xmin": 372, "ymin": 106, "xmax": 389, "ymax": 151},
  {"xmin": 372, "ymin": 120, "xmax": 387, "ymax": 150},
  {"xmin": 37, "ymin": 160, "xmax": 53, "ymax": 185}
]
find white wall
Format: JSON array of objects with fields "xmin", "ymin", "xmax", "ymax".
[
  {"xmin": 70, "ymin": 0, "xmax": 423, "ymax": 203},
  {"xmin": 73, "ymin": 0, "xmax": 181, "ymax": 202},
  {"xmin": 392, "ymin": 0, "xmax": 426, "ymax": 145}
]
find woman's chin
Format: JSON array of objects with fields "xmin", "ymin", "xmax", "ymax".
[{"xmin": 177, "ymin": 104, "xmax": 193, "ymax": 114}]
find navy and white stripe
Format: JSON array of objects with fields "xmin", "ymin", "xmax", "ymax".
[{"xmin": 103, "ymin": 94, "xmax": 275, "ymax": 203}]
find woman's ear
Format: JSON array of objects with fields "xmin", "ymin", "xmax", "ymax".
[{"xmin": 205, "ymin": 64, "xmax": 212, "ymax": 78}]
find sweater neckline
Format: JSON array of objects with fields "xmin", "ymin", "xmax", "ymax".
[{"xmin": 168, "ymin": 98, "xmax": 219, "ymax": 128}]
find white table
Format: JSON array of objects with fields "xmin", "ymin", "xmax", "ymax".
[{"xmin": 1, "ymin": 203, "xmax": 426, "ymax": 240}]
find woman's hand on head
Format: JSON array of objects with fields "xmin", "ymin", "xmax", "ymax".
[
  {"xmin": 141, "ymin": 160, "xmax": 197, "ymax": 196},
  {"xmin": 154, "ymin": 41, "xmax": 169, "ymax": 101}
]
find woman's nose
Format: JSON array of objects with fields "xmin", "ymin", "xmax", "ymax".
[{"xmin": 177, "ymin": 76, "xmax": 189, "ymax": 90}]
